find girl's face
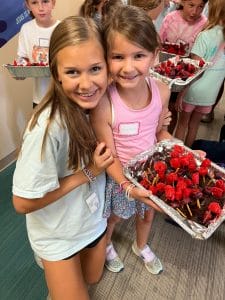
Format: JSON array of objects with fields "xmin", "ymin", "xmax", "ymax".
[
  {"xmin": 57, "ymin": 38, "xmax": 108, "ymax": 110},
  {"xmin": 26, "ymin": 0, "xmax": 55, "ymax": 27},
  {"xmin": 108, "ymin": 32, "xmax": 156, "ymax": 90},
  {"xmin": 181, "ymin": 0, "xmax": 205, "ymax": 24}
]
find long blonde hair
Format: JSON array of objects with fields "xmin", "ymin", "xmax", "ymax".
[
  {"xmin": 29, "ymin": 16, "xmax": 105, "ymax": 171},
  {"xmin": 206, "ymin": 0, "xmax": 225, "ymax": 39}
]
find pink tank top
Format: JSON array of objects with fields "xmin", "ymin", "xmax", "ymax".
[{"xmin": 109, "ymin": 77, "xmax": 162, "ymax": 165}]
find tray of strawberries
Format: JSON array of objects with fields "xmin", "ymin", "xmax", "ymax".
[
  {"xmin": 3, "ymin": 58, "xmax": 50, "ymax": 78},
  {"xmin": 123, "ymin": 139, "xmax": 225, "ymax": 239},
  {"xmin": 159, "ymin": 42, "xmax": 189, "ymax": 62},
  {"xmin": 150, "ymin": 57, "xmax": 210, "ymax": 92}
]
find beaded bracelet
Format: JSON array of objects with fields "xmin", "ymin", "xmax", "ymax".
[
  {"xmin": 82, "ymin": 166, "xmax": 96, "ymax": 182},
  {"xmin": 119, "ymin": 180, "xmax": 130, "ymax": 192},
  {"xmin": 125, "ymin": 183, "xmax": 135, "ymax": 201}
]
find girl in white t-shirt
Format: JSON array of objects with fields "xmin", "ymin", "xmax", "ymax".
[
  {"xmin": 13, "ymin": 16, "xmax": 113, "ymax": 299},
  {"xmin": 16, "ymin": 0, "xmax": 60, "ymax": 107}
]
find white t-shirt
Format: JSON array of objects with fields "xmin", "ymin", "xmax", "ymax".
[
  {"xmin": 17, "ymin": 19, "xmax": 60, "ymax": 104},
  {"xmin": 13, "ymin": 108, "xmax": 107, "ymax": 261}
]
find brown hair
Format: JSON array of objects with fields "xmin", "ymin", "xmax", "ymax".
[
  {"xmin": 206, "ymin": 0, "xmax": 225, "ymax": 39},
  {"xmin": 130, "ymin": 0, "xmax": 162, "ymax": 11},
  {"xmin": 103, "ymin": 5, "xmax": 160, "ymax": 55},
  {"xmin": 80, "ymin": 0, "xmax": 123, "ymax": 23},
  {"xmin": 177, "ymin": 0, "xmax": 208, "ymax": 10},
  {"xmin": 29, "ymin": 16, "xmax": 105, "ymax": 171}
]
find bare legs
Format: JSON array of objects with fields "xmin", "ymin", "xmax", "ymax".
[
  {"xmin": 42, "ymin": 234, "xmax": 106, "ymax": 300},
  {"xmin": 106, "ymin": 209, "xmax": 155, "ymax": 250},
  {"xmin": 175, "ymin": 110, "xmax": 203, "ymax": 147},
  {"xmin": 135, "ymin": 209, "xmax": 155, "ymax": 249}
]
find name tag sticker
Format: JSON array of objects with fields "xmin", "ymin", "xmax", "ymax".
[
  {"xmin": 119, "ymin": 122, "xmax": 139, "ymax": 135},
  {"xmin": 85, "ymin": 192, "xmax": 99, "ymax": 213},
  {"xmin": 39, "ymin": 38, "xmax": 49, "ymax": 47}
]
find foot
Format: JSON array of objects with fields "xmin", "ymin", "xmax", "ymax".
[
  {"xmin": 46, "ymin": 293, "xmax": 51, "ymax": 300},
  {"xmin": 201, "ymin": 111, "xmax": 214, "ymax": 123},
  {"xmin": 132, "ymin": 241, "xmax": 163, "ymax": 275},
  {"xmin": 105, "ymin": 243, "xmax": 124, "ymax": 273}
]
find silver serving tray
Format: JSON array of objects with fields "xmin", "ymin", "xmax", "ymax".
[
  {"xmin": 123, "ymin": 139, "xmax": 225, "ymax": 239},
  {"xmin": 3, "ymin": 64, "xmax": 50, "ymax": 78},
  {"xmin": 150, "ymin": 57, "xmax": 211, "ymax": 92}
]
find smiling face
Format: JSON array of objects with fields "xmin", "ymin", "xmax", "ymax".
[
  {"xmin": 26, "ymin": 0, "xmax": 56, "ymax": 27},
  {"xmin": 57, "ymin": 38, "xmax": 108, "ymax": 110},
  {"xmin": 108, "ymin": 32, "xmax": 156, "ymax": 90},
  {"xmin": 181, "ymin": 0, "xmax": 205, "ymax": 24}
]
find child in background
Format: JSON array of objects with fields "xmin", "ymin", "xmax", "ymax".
[
  {"xmin": 17, "ymin": 0, "xmax": 60, "ymax": 108},
  {"xmin": 159, "ymin": 0, "xmax": 208, "ymax": 134},
  {"xmin": 80, "ymin": 0, "xmax": 123, "ymax": 24},
  {"xmin": 154, "ymin": 1, "xmax": 178, "ymax": 32},
  {"xmin": 90, "ymin": 5, "xmax": 172, "ymax": 275},
  {"xmin": 12, "ymin": 16, "xmax": 114, "ymax": 300},
  {"xmin": 175, "ymin": 0, "xmax": 225, "ymax": 147},
  {"xmin": 160, "ymin": 0, "xmax": 207, "ymax": 48}
]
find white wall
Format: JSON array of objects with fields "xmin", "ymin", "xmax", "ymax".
[{"xmin": 0, "ymin": 0, "xmax": 84, "ymax": 170}]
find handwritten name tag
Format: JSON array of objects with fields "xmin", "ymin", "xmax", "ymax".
[{"xmin": 119, "ymin": 122, "xmax": 139, "ymax": 135}]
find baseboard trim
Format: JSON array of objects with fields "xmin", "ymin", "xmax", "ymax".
[{"xmin": 0, "ymin": 150, "xmax": 17, "ymax": 172}]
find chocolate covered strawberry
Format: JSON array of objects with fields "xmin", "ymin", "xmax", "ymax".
[
  {"xmin": 162, "ymin": 42, "xmax": 188, "ymax": 56},
  {"xmin": 153, "ymin": 59, "xmax": 198, "ymax": 81}
]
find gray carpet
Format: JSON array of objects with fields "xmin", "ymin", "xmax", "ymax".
[
  {"xmin": 1, "ymin": 164, "xmax": 225, "ymax": 300},
  {"xmin": 89, "ymin": 215, "xmax": 225, "ymax": 300}
]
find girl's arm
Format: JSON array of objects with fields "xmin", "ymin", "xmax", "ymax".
[
  {"xmin": 13, "ymin": 142, "xmax": 113, "ymax": 214},
  {"xmin": 90, "ymin": 95, "xmax": 163, "ymax": 211},
  {"xmin": 155, "ymin": 79, "xmax": 173, "ymax": 141}
]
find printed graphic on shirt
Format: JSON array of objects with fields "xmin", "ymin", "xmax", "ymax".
[{"xmin": 32, "ymin": 45, "xmax": 48, "ymax": 63}]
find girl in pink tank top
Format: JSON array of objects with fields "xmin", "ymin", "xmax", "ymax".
[{"xmin": 90, "ymin": 5, "xmax": 172, "ymax": 275}]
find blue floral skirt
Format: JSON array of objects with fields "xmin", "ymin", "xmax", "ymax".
[{"xmin": 103, "ymin": 175, "xmax": 150, "ymax": 219}]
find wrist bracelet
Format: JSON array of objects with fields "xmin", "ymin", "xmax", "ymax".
[
  {"xmin": 82, "ymin": 166, "xmax": 96, "ymax": 182},
  {"xmin": 125, "ymin": 183, "xmax": 135, "ymax": 201},
  {"xmin": 119, "ymin": 180, "xmax": 130, "ymax": 192}
]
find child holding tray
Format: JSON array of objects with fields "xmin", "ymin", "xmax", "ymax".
[{"xmin": 16, "ymin": 0, "xmax": 60, "ymax": 107}]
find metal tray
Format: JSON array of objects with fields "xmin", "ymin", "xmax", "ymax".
[
  {"xmin": 3, "ymin": 64, "xmax": 50, "ymax": 78},
  {"xmin": 159, "ymin": 42, "xmax": 189, "ymax": 62},
  {"xmin": 150, "ymin": 57, "xmax": 211, "ymax": 92},
  {"xmin": 123, "ymin": 139, "xmax": 225, "ymax": 239}
]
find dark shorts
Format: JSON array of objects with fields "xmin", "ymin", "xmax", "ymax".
[{"xmin": 63, "ymin": 228, "xmax": 107, "ymax": 260}]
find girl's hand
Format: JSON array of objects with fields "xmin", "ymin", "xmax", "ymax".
[
  {"xmin": 192, "ymin": 150, "xmax": 206, "ymax": 160},
  {"xmin": 89, "ymin": 142, "xmax": 114, "ymax": 176},
  {"xmin": 162, "ymin": 108, "xmax": 172, "ymax": 127},
  {"xmin": 175, "ymin": 96, "xmax": 183, "ymax": 112},
  {"xmin": 129, "ymin": 186, "xmax": 164, "ymax": 213}
]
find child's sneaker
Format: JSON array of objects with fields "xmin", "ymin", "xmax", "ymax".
[
  {"xmin": 105, "ymin": 243, "xmax": 124, "ymax": 273},
  {"xmin": 132, "ymin": 241, "xmax": 163, "ymax": 275},
  {"xmin": 46, "ymin": 293, "xmax": 51, "ymax": 300}
]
